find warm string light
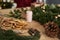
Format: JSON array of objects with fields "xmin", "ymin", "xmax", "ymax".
[
  {"xmin": 55, "ymin": 16, "xmax": 58, "ymax": 19},
  {"xmin": 58, "ymin": 15, "xmax": 60, "ymax": 17},
  {"xmin": 55, "ymin": 14, "xmax": 60, "ymax": 19},
  {"xmin": 3, "ymin": 0, "xmax": 10, "ymax": 2},
  {"xmin": 3, "ymin": 0, "xmax": 6, "ymax": 2},
  {"xmin": 7, "ymin": 0, "xmax": 10, "ymax": 2},
  {"xmin": 55, "ymin": 14, "xmax": 60, "ymax": 21}
]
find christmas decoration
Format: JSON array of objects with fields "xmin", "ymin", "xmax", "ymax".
[
  {"xmin": 26, "ymin": 10, "xmax": 33, "ymax": 22},
  {"xmin": 0, "ymin": 28, "xmax": 40, "ymax": 40},
  {"xmin": 1, "ymin": 2, "xmax": 13, "ymax": 9},
  {"xmin": 0, "ymin": 0, "xmax": 16, "ymax": 9},
  {"xmin": 7, "ymin": 0, "xmax": 10, "ymax": 2},
  {"xmin": 32, "ymin": 6, "xmax": 49, "ymax": 24},
  {"xmin": 44, "ymin": 21, "xmax": 59, "ymax": 38},
  {"xmin": 0, "ymin": 15, "xmax": 28, "ymax": 30},
  {"xmin": 28, "ymin": 28, "xmax": 40, "ymax": 40},
  {"xmin": 32, "ymin": 4, "xmax": 60, "ymax": 38},
  {"xmin": 8, "ymin": 9, "xmax": 22, "ymax": 19},
  {"xmin": 32, "ymin": 4, "xmax": 60, "ymax": 25},
  {"xmin": 28, "ymin": 28, "xmax": 40, "ymax": 36},
  {"xmin": 3, "ymin": 0, "xmax": 6, "ymax": 2}
]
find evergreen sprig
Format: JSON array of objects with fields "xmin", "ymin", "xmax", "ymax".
[
  {"xmin": 0, "ymin": 28, "xmax": 40, "ymax": 40},
  {"xmin": 32, "ymin": 4, "xmax": 60, "ymax": 25},
  {"xmin": 9, "ymin": 9, "xmax": 22, "ymax": 19}
]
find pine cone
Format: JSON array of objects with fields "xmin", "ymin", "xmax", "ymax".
[{"xmin": 44, "ymin": 21, "xmax": 59, "ymax": 38}]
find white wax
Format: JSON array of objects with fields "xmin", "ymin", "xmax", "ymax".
[
  {"xmin": 7, "ymin": 0, "xmax": 10, "ymax": 2},
  {"xmin": 3, "ymin": 0, "xmax": 6, "ymax": 2},
  {"xmin": 26, "ymin": 11, "xmax": 33, "ymax": 22}
]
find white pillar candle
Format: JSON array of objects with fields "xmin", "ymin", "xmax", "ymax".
[
  {"xmin": 7, "ymin": 0, "xmax": 10, "ymax": 2},
  {"xmin": 26, "ymin": 11, "xmax": 33, "ymax": 22},
  {"xmin": 3, "ymin": 0, "xmax": 6, "ymax": 2}
]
